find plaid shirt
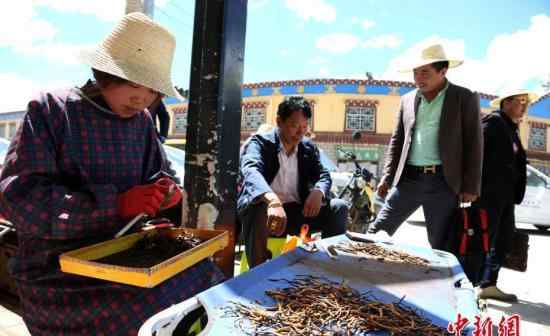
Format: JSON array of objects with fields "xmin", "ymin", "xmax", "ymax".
[{"xmin": 0, "ymin": 88, "xmax": 224, "ymax": 335}]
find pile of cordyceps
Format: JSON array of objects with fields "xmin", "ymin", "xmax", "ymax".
[
  {"xmin": 137, "ymin": 231, "xmax": 202, "ymax": 252},
  {"xmin": 226, "ymin": 275, "xmax": 449, "ymax": 336},
  {"xmin": 96, "ymin": 231, "xmax": 203, "ymax": 267},
  {"xmin": 335, "ymin": 242, "xmax": 431, "ymax": 268}
]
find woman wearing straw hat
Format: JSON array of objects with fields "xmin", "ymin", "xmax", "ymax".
[
  {"xmin": 0, "ymin": 13, "xmax": 223, "ymax": 334},
  {"xmin": 368, "ymin": 44, "xmax": 483, "ymax": 251},
  {"xmin": 475, "ymin": 90, "xmax": 537, "ymax": 302}
]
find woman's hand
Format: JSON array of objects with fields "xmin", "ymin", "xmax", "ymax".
[
  {"xmin": 117, "ymin": 183, "xmax": 165, "ymax": 218},
  {"xmin": 155, "ymin": 177, "xmax": 183, "ymax": 210}
]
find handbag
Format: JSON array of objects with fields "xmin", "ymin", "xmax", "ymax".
[
  {"xmin": 451, "ymin": 206, "xmax": 490, "ymax": 256},
  {"xmin": 450, "ymin": 206, "xmax": 490, "ymax": 286},
  {"xmin": 502, "ymin": 230, "xmax": 529, "ymax": 272}
]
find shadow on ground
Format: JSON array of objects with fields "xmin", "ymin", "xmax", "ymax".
[
  {"xmin": 487, "ymin": 298, "xmax": 550, "ymax": 325},
  {"xmin": 517, "ymin": 227, "xmax": 550, "ymax": 237}
]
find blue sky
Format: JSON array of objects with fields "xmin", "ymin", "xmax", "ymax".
[{"xmin": 0, "ymin": 0, "xmax": 548, "ymax": 111}]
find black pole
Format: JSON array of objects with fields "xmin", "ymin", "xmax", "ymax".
[{"xmin": 185, "ymin": 0, "xmax": 247, "ymax": 277}]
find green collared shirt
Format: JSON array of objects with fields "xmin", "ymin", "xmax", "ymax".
[{"xmin": 407, "ymin": 82, "xmax": 449, "ymax": 166}]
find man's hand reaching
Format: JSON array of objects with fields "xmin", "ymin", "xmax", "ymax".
[{"xmin": 303, "ymin": 189, "xmax": 323, "ymax": 218}]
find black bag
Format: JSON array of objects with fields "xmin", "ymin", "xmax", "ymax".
[
  {"xmin": 450, "ymin": 206, "xmax": 490, "ymax": 286},
  {"xmin": 502, "ymin": 230, "xmax": 529, "ymax": 272}
]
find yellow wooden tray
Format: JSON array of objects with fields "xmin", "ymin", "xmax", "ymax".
[{"xmin": 59, "ymin": 227, "xmax": 228, "ymax": 288}]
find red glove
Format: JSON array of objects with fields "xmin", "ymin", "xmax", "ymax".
[
  {"xmin": 117, "ymin": 183, "xmax": 166, "ymax": 218},
  {"xmin": 155, "ymin": 177, "xmax": 183, "ymax": 210}
]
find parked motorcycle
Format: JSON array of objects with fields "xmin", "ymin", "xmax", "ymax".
[{"xmin": 337, "ymin": 148, "xmax": 376, "ymax": 233}]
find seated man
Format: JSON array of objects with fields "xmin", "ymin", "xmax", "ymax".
[{"xmin": 238, "ymin": 96, "xmax": 348, "ymax": 267}]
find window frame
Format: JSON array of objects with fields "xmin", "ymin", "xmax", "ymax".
[
  {"xmin": 344, "ymin": 99, "xmax": 378, "ymax": 132},
  {"xmin": 528, "ymin": 123, "xmax": 547, "ymax": 152},
  {"xmin": 241, "ymin": 101, "xmax": 268, "ymax": 131}
]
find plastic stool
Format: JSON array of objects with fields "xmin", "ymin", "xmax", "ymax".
[{"xmin": 239, "ymin": 237, "xmax": 286, "ymax": 273}]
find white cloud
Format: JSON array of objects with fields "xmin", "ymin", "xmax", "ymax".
[
  {"xmin": 362, "ymin": 19, "xmax": 376, "ymax": 30},
  {"xmin": 363, "ymin": 34, "xmax": 402, "ymax": 49},
  {"xmin": 16, "ymin": 43, "xmax": 95, "ymax": 65},
  {"xmin": 382, "ymin": 15, "xmax": 550, "ymax": 95},
  {"xmin": 0, "ymin": 73, "xmax": 74, "ymax": 111},
  {"xmin": 0, "ymin": 1, "xmax": 57, "ymax": 49},
  {"xmin": 34, "ymin": 0, "xmax": 126, "ymax": 22},
  {"xmin": 351, "ymin": 16, "xmax": 360, "ymax": 25},
  {"xmin": 318, "ymin": 67, "xmax": 330, "ymax": 76},
  {"xmin": 285, "ymin": 0, "xmax": 336, "ymax": 23},
  {"xmin": 0, "ymin": 0, "xmax": 103, "ymax": 66},
  {"xmin": 34, "ymin": 0, "xmax": 170, "ymax": 21},
  {"xmin": 316, "ymin": 33, "xmax": 359, "ymax": 54}
]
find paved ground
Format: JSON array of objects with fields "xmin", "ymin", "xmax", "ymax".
[{"xmin": 1, "ymin": 221, "xmax": 549, "ymax": 335}]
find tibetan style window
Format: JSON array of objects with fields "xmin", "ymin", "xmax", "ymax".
[
  {"xmin": 528, "ymin": 124, "xmax": 547, "ymax": 151},
  {"xmin": 242, "ymin": 102, "xmax": 267, "ymax": 131},
  {"xmin": 172, "ymin": 107, "xmax": 188, "ymax": 134},
  {"xmin": 345, "ymin": 99, "xmax": 378, "ymax": 132}
]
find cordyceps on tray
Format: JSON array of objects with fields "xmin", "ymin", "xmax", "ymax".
[
  {"xmin": 225, "ymin": 275, "xmax": 449, "ymax": 336},
  {"xmin": 95, "ymin": 230, "xmax": 204, "ymax": 268},
  {"xmin": 335, "ymin": 241, "xmax": 431, "ymax": 268}
]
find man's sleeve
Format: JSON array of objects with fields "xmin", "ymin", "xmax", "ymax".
[
  {"xmin": 312, "ymin": 146, "xmax": 331, "ymax": 197},
  {"xmin": 157, "ymin": 102, "xmax": 170, "ymax": 139},
  {"xmin": 461, "ymin": 92, "xmax": 483, "ymax": 195},
  {"xmin": 381, "ymin": 101, "xmax": 405, "ymax": 186},
  {"xmin": 240, "ymin": 136, "xmax": 273, "ymax": 203},
  {"xmin": 0, "ymin": 95, "xmax": 119, "ymax": 240},
  {"xmin": 142, "ymin": 117, "xmax": 178, "ymax": 184}
]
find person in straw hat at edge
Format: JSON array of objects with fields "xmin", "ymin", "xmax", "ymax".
[
  {"xmin": 367, "ymin": 44, "xmax": 483, "ymax": 253},
  {"xmin": 474, "ymin": 90, "xmax": 538, "ymax": 302},
  {"xmin": 0, "ymin": 13, "xmax": 224, "ymax": 335}
]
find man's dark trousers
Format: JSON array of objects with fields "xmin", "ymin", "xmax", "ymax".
[
  {"xmin": 473, "ymin": 198, "xmax": 515, "ymax": 288},
  {"xmin": 240, "ymin": 199, "xmax": 348, "ymax": 268},
  {"xmin": 370, "ymin": 167, "xmax": 459, "ymax": 251}
]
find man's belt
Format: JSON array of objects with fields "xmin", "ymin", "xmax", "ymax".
[{"xmin": 405, "ymin": 164, "xmax": 443, "ymax": 175}]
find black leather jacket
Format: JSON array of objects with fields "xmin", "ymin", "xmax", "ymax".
[{"xmin": 479, "ymin": 110, "xmax": 527, "ymax": 204}]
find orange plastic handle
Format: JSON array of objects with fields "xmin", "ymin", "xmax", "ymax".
[{"xmin": 300, "ymin": 224, "xmax": 309, "ymax": 241}]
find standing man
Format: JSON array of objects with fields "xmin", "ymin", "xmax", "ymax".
[
  {"xmin": 238, "ymin": 96, "xmax": 348, "ymax": 267},
  {"xmin": 368, "ymin": 44, "xmax": 483, "ymax": 251},
  {"xmin": 476, "ymin": 90, "xmax": 537, "ymax": 302}
]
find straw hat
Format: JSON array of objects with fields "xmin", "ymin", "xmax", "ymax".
[
  {"xmin": 490, "ymin": 89, "xmax": 539, "ymax": 108},
  {"xmin": 80, "ymin": 12, "xmax": 183, "ymax": 99},
  {"xmin": 399, "ymin": 44, "xmax": 463, "ymax": 72}
]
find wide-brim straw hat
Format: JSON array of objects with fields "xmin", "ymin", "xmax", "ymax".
[
  {"xmin": 80, "ymin": 12, "xmax": 183, "ymax": 100},
  {"xmin": 490, "ymin": 90, "xmax": 539, "ymax": 108},
  {"xmin": 399, "ymin": 44, "xmax": 463, "ymax": 73}
]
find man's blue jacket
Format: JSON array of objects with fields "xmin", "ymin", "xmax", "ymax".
[{"xmin": 237, "ymin": 128, "xmax": 332, "ymax": 214}]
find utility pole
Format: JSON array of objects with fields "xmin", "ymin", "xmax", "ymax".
[
  {"xmin": 142, "ymin": 0, "xmax": 155, "ymax": 18},
  {"xmin": 125, "ymin": 0, "xmax": 154, "ymax": 18},
  {"xmin": 185, "ymin": 0, "xmax": 248, "ymax": 277}
]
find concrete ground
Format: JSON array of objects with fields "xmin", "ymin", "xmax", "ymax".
[{"xmin": 1, "ymin": 221, "xmax": 549, "ymax": 335}]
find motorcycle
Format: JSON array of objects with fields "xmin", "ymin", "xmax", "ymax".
[{"xmin": 337, "ymin": 149, "xmax": 377, "ymax": 233}]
